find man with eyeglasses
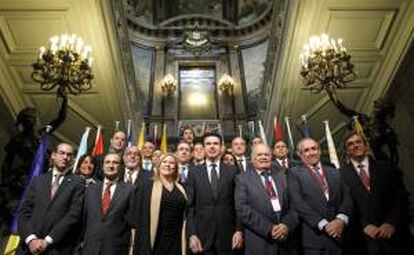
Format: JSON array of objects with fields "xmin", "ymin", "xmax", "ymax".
[{"xmin": 18, "ymin": 143, "xmax": 84, "ymax": 255}]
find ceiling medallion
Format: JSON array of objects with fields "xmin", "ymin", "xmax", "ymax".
[{"xmin": 182, "ymin": 23, "xmax": 212, "ymax": 56}]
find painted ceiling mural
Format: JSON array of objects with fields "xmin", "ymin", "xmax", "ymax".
[{"xmin": 127, "ymin": 0, "xmax": 271, "ymax": 25}]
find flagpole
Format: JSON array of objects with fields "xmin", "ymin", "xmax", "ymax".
[
  {"xmin": 285, "ymin": 117, "xmax": 295, "ymax": 152},
  {"xmin": 258, "ymin": 120, "xmax": 267, "ymax": 145},
  {"xmin": 126, "ymin": 119, "xmax": 132, "ymax": 148},
  {"xmin": 324, "ymin": 120, "xmax": 340, "ymax": 169}
]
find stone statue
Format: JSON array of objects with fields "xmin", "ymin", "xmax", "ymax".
[{"xmin": 0, "ymin": 95, "xmax": 67, "ymax": 233}]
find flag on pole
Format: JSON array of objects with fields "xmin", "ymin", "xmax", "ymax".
[
  {"xmin": 126, "ymin": 119, "xmax": 132, "ymax": 148},
  {"xmin": 73, "ymin": 127, "xmax": 91, "ymax": 172},
  {"xmin": 153, "ymin": 124, "xmax": 159, "ymax": 149},
  {"xmin": 300, "ymin": 114, "xmax": 311, "ymax": 138},
  {"xmin": 258, "ymin": 120, "xmax": 268, "ymax": 145},
  {"xmin": 353, "ymin": 116, "xmax": 366, "ymax": 137},
  {"xmin": 92, "ymin": 125, "xmax": 104, "ymax": 156},
  {"xmin": 324, "ymin": 120, "xmax": 340, "ymax": 169},
  {"xmin": 285, "ymin": 117, "xmax": 295, "ymax": 153},
  {"xmin": 137, "ymin": 122, "xmax": 145, "ymax": 149},
  {"xmin": 3, "ymin": 127, "xmax": 51, "ymax": 255},
  {"xmin": 161, "ymin": 123, "xmax": 167, "ymax": 153},
  {"xmin": 274, "ymin": 117, "xmax": 283, "ymax": 141},
  {"xmin": 238, "ymin": 124, "xmax": 243, "ymax": 138}
]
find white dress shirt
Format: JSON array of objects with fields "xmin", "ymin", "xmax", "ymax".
[
  {"xmin": 102, "ymin": 178, "xmax": 118, "ymax": 199},
  {"xmin": 206, "ymin": 159, "xmax": 220, "ymax": 183},
  {"xmin": 350, "ymin": 156, "xmax": 370, "ymax": 177},
  {"xmin": 124, "ymin": 168, "xmax": 139, "ymax": 184},
  {"xmin": 235, "ymin": 156, "xmax": 247, "ymax": 172}
]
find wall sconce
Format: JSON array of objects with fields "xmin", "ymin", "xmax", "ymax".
[
  {"xmin": 218, "ymin": 73, "xmax": 235, "ymax": 96},
  {"xmin": 161, "ymin": 74, "xmax": 177, "ymax": 97}
]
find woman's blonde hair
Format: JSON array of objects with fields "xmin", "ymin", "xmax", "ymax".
[{"xmin": 152, "ymin": 153, "xmax": 179, "ymax": 182}]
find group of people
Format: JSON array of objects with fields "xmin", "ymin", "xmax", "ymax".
[{"xmin": 16, "ymin": 126, "xmax": 412, "ymax": 255}]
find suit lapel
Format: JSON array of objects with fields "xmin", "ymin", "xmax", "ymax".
[
  {"xmin": 42, "ymin": 172, "xmax": 53, "ymax": 202},
  {"xmin": 95, "ymin": 182, "xmax": 104, "ymax": 219},
  {"xmin": 304, "ymin": 166, "xmax": 327, "ymax": 203},
  {"xmin": 106, "ymin": 182, "xmax": 123, "ymax": 217},
  {"xmin": 323, "ymin": 166, "xmax": 336, "ymax": 201},
  {"xmin": 251, "ymin": 170, "xmax": 275, "ymax": 215},
  {"xmin": 347, "ymin": 163, "xmax": 370, "ymax": 195},
  {"xmin": 271, "ymin": 171, "xmax": 284, "ymax": 206},
  {"xmin": 50, "ymin": 173, "xmax": 73, "ymax": 201},
  {"xmin": 217, "ymin": 163, "xmax": 228, "ymax": 199},
  {"xmin": 200, "ymin": 165, "xmax": 214, "ymax": 199}
]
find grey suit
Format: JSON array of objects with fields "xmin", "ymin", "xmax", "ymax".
[
  {"xmin": 287, "ymin": 164, "xmax": 352, "ymax": 254},
  {"xmin": 81, "ymin": 181, "xmax": 134, "ymax": 255},
  {"xmin": 235, "ymin": 167, "xmax": 298, "ymax": 255}
]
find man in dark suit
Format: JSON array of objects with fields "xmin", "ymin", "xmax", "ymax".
[
  {"xmin": 187, "ymin": 133, "xmax": 243, "ymax": 255},
  {"xmin": 119, "ymin": 145, "xmax": 151, "ymax": 189},
  {"xmin": 288, "ymin": 138, "xmax": 352, "ymax": 255},
  {"xmin": 340, "ymin": 132, "xmax": 411, "ymax": 255},
  {"xmin": 272, "ymin": 140, "xmax": 298, "ymax": 173},
  {"xmin": 176, "ymin": 141, "xmax": 192, "ymax": 186},
  {"xmin": 81, "ymin": 153, "xmax": 134, "ymax": 255},
  {"xmin": 235, "ymin": 143, "xmax": 298, "ymax": 255},
  {"xmin": 231, "ymin": 137, "xmax": 252, "ymax": 174},
  {"xmin": 18, "ymin": 143, "xmax": 84, "ymax": 255}
]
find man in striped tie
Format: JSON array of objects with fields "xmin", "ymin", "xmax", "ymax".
[
  {"xmin": 18, "ymin": 143, "xmax": 84, "ymax": 255},
  {"xmin": 340, "ymin": 132, "xmax": 411, "ymax": 255},
  {"xmin": 287, "ymin": 138, "xmax": 352, "ymax": 255}
]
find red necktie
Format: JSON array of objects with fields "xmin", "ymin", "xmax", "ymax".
[
  {"xmin": 50, "ymin": 174, "xmax": 62, "ymax": 199},
  {"xmin": 281, "ymin": 158, "xmax": 288, "ymax": 170},
  {"xmin": 261, "ymin": 171, "xmax": 276, "ymax": 198},
  {"xmin": 357, "ymin": 164, "xmax": 370, "ymax": 191},
  {"xmin": 312, "ymin": 166, "xmax": 329, "ymax": 197},
  {"xmin": 101, "ymin": 183, "xmax": 112, "ymax": 216}
]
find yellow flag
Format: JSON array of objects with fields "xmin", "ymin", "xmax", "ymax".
[
  {"xmin": 137, "ymin": 122, "xmax": 145, "ymax": 149},
  {"xmin": 161, "ymin": 123, "xmax": 167, "ymax": 153},
  {"xmin": 4, "ymin": 234, "xmax": 20, "ymax": 255},
  {"xmin": 353, "ymin": 116, "xmax": 366, "ymax": 137}
]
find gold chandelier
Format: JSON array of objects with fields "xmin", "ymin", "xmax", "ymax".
[
  {"xmin": 300, "ymin": 33, "xmax": 356, "ymax": 93},
  {"xmin": 32, "ymin": 34, "xmax": 94, "ymax": 97}
]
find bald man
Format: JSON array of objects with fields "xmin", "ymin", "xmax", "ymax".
[
  {"xmin": 235, "ymin": 143, "xmax": 298, "ymax": 255},
  {"xmin": 288, "ymin": 138, "xmax": 352, "ymax": 255}
]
